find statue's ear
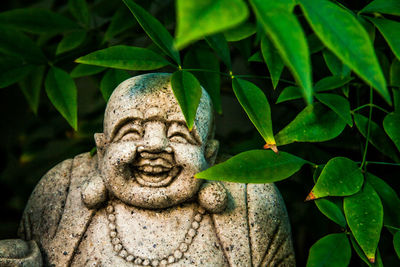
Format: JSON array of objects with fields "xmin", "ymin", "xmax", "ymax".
[
  {"xmin": 205, "ymin": 139, "xmax": 219, "ymax": 165},
  {"xmin": 94, "ymin": 133, "xmax": 107, "ymax": 158}
]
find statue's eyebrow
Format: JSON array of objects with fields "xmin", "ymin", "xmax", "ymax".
[{"xmin": 110, "ymin": 117, "xmax": 142, "ymax": 141}]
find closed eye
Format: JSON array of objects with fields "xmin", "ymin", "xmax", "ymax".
[
  {"xmin": 113, "ymin": 122, "xmax": 143, "ymax": 142},
  {"xmin": 167, "ymin": 122, "xmax": 198, "ymax": 145}
]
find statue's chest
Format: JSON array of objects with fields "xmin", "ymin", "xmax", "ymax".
[{"xmin": 72, "ymin": 202, "xmax": 228, "ymax": 267}]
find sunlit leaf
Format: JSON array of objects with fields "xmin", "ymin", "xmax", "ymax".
[
  {"xmin": 322, "ymin": 49, "xmax": 351, "ymax": 77},
  {"xmin": 344, "ymin": 182, "xmax": 383, "ymax": 263},
  {"xmin": 366, "ymin": 172, "xmax": 400, "ymax": 229},
  {"xmin": 367, "ymin": 18, "xmax": 400, "ymax": 61},
  {"xmin": 56, "ymin": 30, "xmax": 86, "ymax": 55},
  {"xmin": 19, "ymin": 66, "xmax": 45, "ymax": 114},
  {"xmin": 224, "ymin": 22, "xmax": 256, "ymax": 42},
  {"xmin": 195, "ymin": 150, "xmax": 308, "ymax": 183},
  {"xmin": 275, "ymin": 103, "xmax": 347, "ymax": 146},
  {"xmin": 251, "ymin": 0, "xmax": 312, "ymax": 104},
  {"xmin": 315, "ymin": 198, "xmax": 346, "ymax": 227},
  {"xmin": 354, "ymin": 113, "xmax": 400, "ymax": 162},
  {"xmin": 360, "ymin": 0, "xmax": 400, "ymax": 16},
  {"xmin": 70, "ymin": 64, "xmax": 106, "ymax": 78},
  {"xmin": 170, "ymin": 70, "xmax": 202, "ymax": 130},
  {"xmin": 104, "ymin": 6, "xmax": 136, "ymax": 42},
  {"xmin": 68, "ymin": 0, "xmax": 90, "ymax": 26},
  {"xmin": 123, "ymin": 0, "xmax": 180, "ymax": 65},
  {"xmin": 261, "ymin": 35, "xmax": 284, "ymax": 89},
  {"xmin": 276, "ymin": 86, "xmax": 302, "ymax": 104},
  {"xmin": 232, "ymin": 78, "xmax": 276, "ymax": 149},
  {"xmin": 307, "ymin": 157, "xmax": 363, "ymax": 200},
  {"xmin": 205, "ymin": 34, "xmax": 231, "ymax": 70},
  {"xmin": 45, "ymin": 67, "xmax": 78, "ymax": 130},
  {"xmin": 0, "ymin": 8, "xmax": 79, "ymax": 34},
  {"xmin": 175, "ymin": 0, "xmax": 249, "ymax": 50},
  {"xmin": 299, "ymin": 0, "xmax": 390, "ymax": 104},
  {"xmin": 306, "ymin": 233, "xmax": 351, "ymax": 267},
  {"xmin": 394, "ymin": 231, "xmax": 400, "ymax": 259},
  {"xmin": 315, "ymin": 93, "xmax": 352, "ymax": 126},
  {"xmin": 100, "ymin": 69, "xmax": 130, "ymax": 101},
  {"xmin": 183, "ymin": 46, "xmax": 222, "ymax": 113},
  {"xmin": 75, "ymin": 45, "xmax": 170, "ymax": 70}
]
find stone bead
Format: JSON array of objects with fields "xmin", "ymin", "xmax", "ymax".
[
  {"xmin": 191, "ymin": 221, "xmax": 199, "ymax": 229},
  {"xmin": 106, "ymin": 205, "xmax": 114, "ymax": 213},
  {"xmin": 119, "ymin": 249, "xmax": 128, "ymax": 258},
  {"xmin": 108, "ymin": 223, "xmax": 116, "ymax": 230},
  {"xmin": 134, "ymin": 258, "xmax": 143, "ymax": 265},
  {"xmin": 151, "ymin": 259, "xmax": 159, "ymax": 266},
  {"xmin": 126, "ymin": 255, "xmax": 134, "ymax": 262},
  {"xmin": 167, "ymin": 255, "xmax": 175, "ymax": 264},
  {"xmin": 198, "ymin": 207, "xmax": 206, "ymax": 215},
  {"xmin": 184, "ymin": 236, "xmax": 192, "ymax": 244},
  {"xmin": 160, "ymin": 259, "xmax": 167, "ymax": 267},
  {"xmin": 194, "ymin": 214, "xmax": 202, "ymax": 222},
  {"xmin": 179, "ymin": 243, "xmax": 188, "ymax": 252},
  {"xmin": 142, "ymin": 259, "xmax": 150, "ymax": 266},
  {"xmin": 114, "ymin": 244, "xmax": 122, "ymax": 252},
  {"xmin": 111, "ymin": 238, "xmax": 120, "ymax": 245},
  {"xmin": 188, "ymin": 228, "xmax": 196, "ymax": 237},
  {"xmin": 174, "ymin": 250, "xmax": 183, "ymax": 259},
  {"xmin": 109, "ymin": 231, "xmax": 117, "ymax": 238},
  {"xmin": 108, "ymin": 214, "xmax": 116, "ymax": 222}
]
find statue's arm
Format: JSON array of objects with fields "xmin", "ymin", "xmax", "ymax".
[{"xmin": 247, "ymin": 183, "xmax": 296, "ymax": 267}]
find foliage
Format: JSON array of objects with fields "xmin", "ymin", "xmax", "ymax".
[{"xmin": 1, "ymin": 0, "xmax": 400, "ymax": 265}]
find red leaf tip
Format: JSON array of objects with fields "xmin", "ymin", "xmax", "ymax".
[
  {"xmin": 368, "ymin": 257, "xmax": 375, "ymax": 263},
  {"xmin": 263, "ymin": 143, "xmax": 278, "ymax": 154},
  {"xmin": 305, "ymin": 191, "xmax": 316, "ymax": 201}
]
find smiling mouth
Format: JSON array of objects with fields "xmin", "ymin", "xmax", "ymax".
[{"xmin": 130, "ymin": 163, "xmax": 181, "ymax": 187}]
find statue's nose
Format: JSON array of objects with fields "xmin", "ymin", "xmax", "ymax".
[{"xmin": 139, "ymin": 122, "xmax": 168, "ymax": 152}]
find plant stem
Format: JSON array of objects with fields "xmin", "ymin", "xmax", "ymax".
[
  {"xmin": 182, "ymin": 68, "xmax": 231, "ymax": 77},
  {"xmin": 360, "ymin": 87, "xmax": 373, "ymax": 170},
  {"xmin": 352, "ymin": 103, "xmax": 389, "ymax": 114},
  {"xmin": 235, "ymin": 74, "xmax": 297, "ymax": 85},
  {"xmin": 365, "ymin": 161, "xmax": 400, "ymax": 166}
]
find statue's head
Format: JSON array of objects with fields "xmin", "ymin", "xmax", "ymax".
[{"xmin": 94, "ymin": 73, "xmax": 219, "ymax": 209}]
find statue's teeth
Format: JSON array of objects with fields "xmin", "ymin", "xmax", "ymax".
[
  {"xmin": 143, "ymin": 166, "xmax": 153, "ymax": 172},
  {"xmin": 153, "ymin": 166, "xmax": 163, "ymax": 173}
]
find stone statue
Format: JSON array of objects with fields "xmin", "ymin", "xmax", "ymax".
[{"xmin": 0, "ymin": 73, "xmax": 295, "ymax": 266}]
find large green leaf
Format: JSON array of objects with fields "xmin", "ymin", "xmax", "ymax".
[
  {"xmin": 344, "ymin": 182, "xmax": 383, "ymax": 263},
  {"xmin": 367, "ymin": 18, "xmax": 400, "ymax": 61},
  {"xmin": 394, "ymin": 231, "xmax": 400, "ymax": 259},
  {"xmin": 56, "ymin": 30, "xmax": 86, "ymax": 55},
  {"xmin": 183, "ymin": 46, "xmax": 222, "ymax": 113},
  {"xmin": 175, "ymin": 0, "xmax": 249, "ymax": 50},
  {"xmin": 307, "ymin": 157, "xmax": 363, "ymax": 200},
  {"xmin": 45, "ymin": 67, "xmax": 78, "ymax": 130},
  {"xmin": 0, "ymin": 58, "xmax": 34, "ymax": 89},
  {"xmin": 123, "ymin": 0, "xmax": 180, "ymax": 65},
  {"xmin": 275, "ymin": 103, "xmax": 347, "ymax": 146},
  {"xmin": 224, "ymin": 22, "xmax": 256, "ymax": 42},
  {"xmin": 0, "ymin": 8, "xmax": 79, "ymax": 34},
  {"xmin": 205, "ymin": 34, "xmax": 231, "ymax": 70},
  {"xmin": 232, "ymin": 78, "xmax": 276, "ymax": 149},
  {"xmin": 19, "ymin": 66, "xmax": 45, "ymax": 114},
  {"xmin": 103, "ymin": 6, "xmax": 136, "ymax": 42},
  {"xmin": 306, "ymin": 233, "xmax": 351, "ymax": 267},
  {"xmin": 251, "ymin": 0, "xmax": 312, "ymax": 104},
  {"xmin": 299, "ymin": 0, "xmax": 390, "ymax": 104},
  {"xmin": 350, "ymin": 235, "xmax": 383, "ymax": 267},
  {"xmin": 68, "ymin": 0, "xmax": 90, "ymax": 27},
  {"xmin": 366, "ymin": 172, "xmax": 400, "ymax": 229},
  {"xmin": 383, "ymin": 113, "xmax": 400, "ymax": 152},
  {"xmin": 315, "ymin": 198, "xmax": 346, "ymax": 227},
  {"xmin": 315, "ymin": 93, "xmax": 352, "ymax": 126},
  {"xmin": 354, "ymin": 113, "xmax": 400, "ymax": 162},
  {"xmin": 195, "ymin": 150, "xmax": 308, "ymax": 183},
  {"xmin": 70, "ymin": 64, "xmax": 106, "ymax": 78},
  {"xmin": 0, "ymin": 26, "xmax": 46, "ymax": 64},
  {"xmin": 322, "ymin": 49, "xmax": 351, "ymax": 77},
  {"xmin": 261, "ymin": 35, "xmax": 284, "ymax": 89},
  {"xmin": 100, "ymin": 69, "xmax": 130, "ymax": 101},
  {"xmin": 314, "ymin": 76, "xmax": 353, "ymax": 92},
  {"xmin": 360, "ymin": 0, "xmax": 400, "ymax": 16},
  {"xmin": 75, "ymin": 46, "xmax": 170, "ymax": 70},
  {"xmin": 170, "ymin": 70, "xmax": 202, "ymax": 130}
]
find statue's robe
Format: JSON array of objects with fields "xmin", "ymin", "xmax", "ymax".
[{"xmin": 18, "ymin": 153, "xmax": 296, "ymax": 267}]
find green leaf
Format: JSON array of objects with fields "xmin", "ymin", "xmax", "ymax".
[
  {"xmin": 394, "ymin": 231, "xmax": 400, "ymax": 259},
  {"xmin": 307, "ymin": 157, "xmax": 363, "ymax": 200},
  {"xmin": 224, "ymin": 22, "xmax": 256, "ymax": 42},
  {"xmin": 350, "ymin": 235, "xmax": 383, "ymax": 267},
  {"xmin": 0, "ymin": 59, "xmax": 34, "ymax": 89},
  {"xmin": 70, "ymin": 64, "xmax": 106, "ymax": 78},
  {"xmin": 100, "ymin": 69, "xmax": 130, "ymax": 101},
  {"xmin": 383, "ymin": 113, "xmax": 400, "ymax": 152},
  {"xmin": 261, "ymin": 35, "xmax": 284, "ymax": 89},
  {"xmin": 19, "ymin": 66, "xmax": 45, "ymax": 114},
  {"xmin": 315, "ymin": 198, "xmax": 346, "ymax": 227},
  {"xmin": 322, "ymin": 49, "xmax": 351, "ymax": 77},
  {"xmin": 251, "ymin": 0, "xmax": 312, "ymax": 104},
  {"xmin": 307, "ymin": 33, "xmax": 324, "ymax": 54},
  {"xmin": 390, "ymin": 59, "xmax": 400, "ymax": 88},
  {"xmin": 344, "ymin": 182, "xmax": 383, "ymax": 263},
  {"xmin": 175, "ymin": 0, "xmax": 249, "ymax": 50},
  {"xmin": 56, "ymin": 30, "xmax": 86, "ymax": 55},
  {"xmin": 195, "ymin": 150, "xmax": 308, "ymax": 183},
  {"xmin": 314, "ymin": 75, "xmax": 354, "ymax": 92},
  {"xmin": 104, "ymin": 6, "xmax": 136, "ymax": 42},
  {"xmin": 232, "ymin": 78, "xmax": 276, "ymax": 148},
  {"xmin": 183, "ymin": 46, "xmax": 222, "ymax": 114},
  {"xmin": 0, "ymin": 8, "xmax": 80, "ymax": 34},
  {"xmin": 68, "ymin": 0, "xmax": 90, "ymax": 26},
  {"xmin": 122, "ymin": 0, "xmax": 180, "ymax": 65},
  {"xmin": 299, "ymin": 0, "xmax": 390, "ymax": 104},
  {"xmin": 366, "ymin": 172, "xmax": 400, "ymax": 229},
  {"xmin": 0, "ymin": 26, "xmax": 46, "ymax": 64},
  {"xmin": 315, "ymin": 93, "xmax": 353, "ymax": 126},
  {"xmin": 276, "ymin": 86, "xmax": 303, "ymax": 104},
  {"xmin": 205, "ymin": 34, "xmax": 231, "ymax": 70},
  {"xmin": 275, "ymin": 103, "xmax": 347, "ymax": 146},
  {"xmin": 248, "ymin": 51, "xmax": 263, "ymax": 63},
  {"xmin": 170, "ymin": 70, "xmax": 202, "ymax": 130},
  {"xmin": 354, "ymin": 113, "xmax": 400, "ymax": 162},
  {"xmin": 306, "ymin": 233, "xmax": 351, "ymax": 267},
  {"xmin": 367, "ymin": 18, "xmax": 400, "ymax": 61},
  {"xmin": 360, "ymin": 0, "xmax": 400, "ymax": 16},
  {"xmin": 75, "ymin": 45, "xmax": 170, "ymax": 71},
  {"xmin": 45, "ymin": 67, "xmax": 78, "ymax": 130}
]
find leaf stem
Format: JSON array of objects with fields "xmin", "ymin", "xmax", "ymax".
[
  {"xmin": 360, "ymin": 87, "xmax": 373, "ymax": 170},
  {"xmin": 234, "ymin": 74, "xmax": 297, "ymax": 85},
  {"xmin": 182, "ymin": 68, "xmax": 231, "ymax": 77},
  {"xmin": 352, "ymin": 103, "xmax": 389, "ymax": 114},
  {"xmin": 364, "ymin": 161, "xmax": 400, "ymax": 167}
]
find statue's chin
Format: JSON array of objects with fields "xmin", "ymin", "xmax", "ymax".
[{"xmin": 133, "ymin": 166, "xmax": 181, "ymax": 187}]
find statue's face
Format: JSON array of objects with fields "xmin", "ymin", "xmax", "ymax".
[{"xmin": 95, "ymin": 74, "xmax": 217, "ymax": 209}]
